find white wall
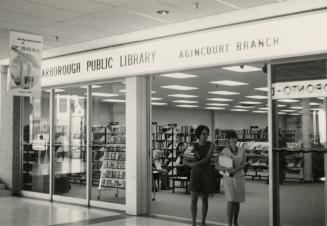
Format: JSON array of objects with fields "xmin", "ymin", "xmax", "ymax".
[{"xmin": 215, "ymin": 111, "xmax": 268, "ymax": 129}]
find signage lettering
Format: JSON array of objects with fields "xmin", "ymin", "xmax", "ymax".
[
  {"xmin": 236, "ymin": 37, "xmax": 279, "ymax": 51},
  {"xmin": 179, "ymin": 44, "xmax": 229, "ymax": 59},
  {"xmin": 87, "ymin": 57, "xmax": 113, "ymax": 72},
  {"xmin": 42, "ymin": 62, "xmax": 81, "ymax": 77},
  {"xmin": 120, "ymin": 51, "xmax": 156, "ymax": 67}
]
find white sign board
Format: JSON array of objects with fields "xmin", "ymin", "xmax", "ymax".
[
  {"xmin": 8, "ymin": 31, "xmax": 43, "ymax": 97},
  {"xmin": 41, "ymin": 11, "xmax": 327, "ymax": 87},
  {"xmin": 272, "ymin": 79, "xmax": 327, "ymax": 99}
]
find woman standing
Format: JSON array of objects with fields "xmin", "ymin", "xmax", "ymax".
[
  {"xmin": 184, "ymin": 125, "xmax": 214, "ymax": 226},
  {"xmin": 217, "ymin": 130, "xmax": 248, "ymax": 226}
]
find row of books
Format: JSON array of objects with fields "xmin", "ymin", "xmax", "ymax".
[
  {"xmin": 101, "ymin": 169, "xmax": 125, "ymax": 179},
  {"xmin": 103, "ymin": 160, "xmax": 125, "ymax": 169},
  {"xmin": 103, "ymin": 152, "xmax": 126, "ymax": 161},
  {"xmin": 100, "ymin": 179, "xmax": 125, "ymax": 188}
]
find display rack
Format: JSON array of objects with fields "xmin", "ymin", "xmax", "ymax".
[
  {"xmin": 96, "ymin": 124, "xmax": 126, "ymax": 199},
  {"xmin": 284, "ymin": 142, "xmax": 304, "ymax": 181}
]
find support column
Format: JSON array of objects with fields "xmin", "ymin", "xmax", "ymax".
[
  {"xmin": 126, "ymin": 76, "xmax": 151, "ymax": 215},
  {"xmin": 210, "ymin": 111, "xmax": 215, "ymax": 142},
  {"xmin": 302, "ymin": 99, "xmax": 313, "ymax": 181},
  {"xmin": 0, "ymin": 65, "xmax": 14, "ymax": 190}
]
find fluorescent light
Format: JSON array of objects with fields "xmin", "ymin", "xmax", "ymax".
[
  {"xmin": 230, "ymin": 109, "xmax": 249, "ymax": 112},
  {"xmin": 205, "ymin": 107, "xmax": 226, "ymax": 110},
  {"xmin": 161, "ymin": 85, "xmax": 198, "ymax": 90},
  {"xmin": 152, "ymin": 91, "xmax": 157, "ymax": 94},
  {"xmin": 278, "ymin": 112, "xmax": 287, "ymax": 115},
  {"xmin": 207, "ymin": 98, "xmax": 233, "ymax": 102},
  {"xmin": 254, "ymin": 87, "xmax": 268, "ymax": 92},
  {"xmin": 160, "ymin": 73, "xmax": 198, "ymax": 79},
  {"xmin": 252, "ymin": 111, "xmax": 267, "ymax": 113},
  {"xmin": 80, "ymin": 85, "xmax": 102, "ymax": 89},
  {"xmin": 102, "ymin": 99, "xmax": 125, "ymax": 103},
  {"xmin": 222, "ymin": 65, "xmax": 261, "ymax": 72},
  {"xmin": 209, "ymin": 91, "xmax": 240, "ymax": 95},
  {"xmin": 239, "ymin": 101, "xmax": 262, "ymax": 105},
  {"xmin": 289, "ymin": 106, "xmax": 302, "ymax": 109},
  {"xmin": 210, "ymin": 80, "xmax": 248, "ymax": 86},
  {"xmin": 317, "ymin": 97, "xmax": 324, "ymax": 100},
  {"xmin": 278, "ymin": 104, "xmax": 287, "ymax": 107},
  {"xmin": 258, "ymin": 107, "xmax": 268, "ymax": 110},
  {"xmin": 173, "ymin": 100, "xmax": 198, "ymax": 104},
  {"xmin": 234, "ymin": 105, "xmax": 255, "ymax": 109},
  {"xmin": 168, "ymin": 94, "xmax": 198, "ymax": 98},
  {"xmin": 246, "ymin": 95, "xmax": 267, "ymax": 99},
  {"xmin": 206, "ymin": 103, "xmax": 229, "ymax": 106},
  {"xmin": 46, "ymin": 89, "xmax": 64, "ymax": 93},
  {"xmin": 176, "ymin": 105, "xmax": 199, "ymax": 108},
  {"xmin": 311, "ymin": 108, "xmax": 323, "ymax": 111},
  {"xmin": 122, "ymin": 81, "xmax": 126, "ymax": 84},
  {"xmin": 281, "ymin": 109, "xmax": 296, "ymax": 112},
  {"xmin": 278, "ymin": 99, "xmax": 299, "ymax": 103},
  {"xmin": 92, "ymin": 92, "xmax": 119, "ymax": 97},
  {"xmin": 119, "ymin": 89, "xmax": 126, "ymax": 93},
  {"xmin": 151, "ymin": 97, "xmax": 163, "ymax": 101},
  {"xmin": 310, "ymin": 102, "xmax": 321, "ymax": 106},
  {"xmin": 290, "ymin": 113, "xmax": 301, "ymax": 116},
  {"xmin": 152, "ymin": 102, "xmax": 168, "ymax": 106}
]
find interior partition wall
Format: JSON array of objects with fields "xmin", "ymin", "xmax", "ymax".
[{"xmin": 20, "ymin": 77, "xmax": 151, "ymax": 214}]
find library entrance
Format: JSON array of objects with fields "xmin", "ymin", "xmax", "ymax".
[{"xmin": 150, "ymin": 59, "xmax": 327, "ymax": 226}]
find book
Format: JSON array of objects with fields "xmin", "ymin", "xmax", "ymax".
[{"xmin": 218, "ymin": 155, "xmax": 233, "ymax": 176}]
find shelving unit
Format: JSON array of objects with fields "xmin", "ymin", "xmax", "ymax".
[{"xmin": 22, "ymin": 143, "xmax": 34, "ymax": 190}]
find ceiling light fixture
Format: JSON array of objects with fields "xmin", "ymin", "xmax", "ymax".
[
  {"xmin": 210, "ymin": 80, "xmax": 248, "ymax": 86},
  {"xmin": 222, "ymin": 65, "xmax": 261, "ymax": 73},
  {"xmin": 119, "ymin": 89, "xmax": 126, "ymax": 93},
  {"xmin": 281, "ymin": 109, "xmax": 296, "ymax": 112},
  {"xmin": 92, "ymin": 92, "xmax": 119, "ymax": 97},
  {"xmin": 258, "ymin": 107, "xmax": 268, "ymax": 110},
  {"xmin": 160, "ymin": 73, "xmax": 198, "ymax": 79},
  {"xmin": 157, "ymin": 10, "xmax": 169, "ymax": 15},
  {"xmin": 173, "ymin": 100, "xmax": 198, "ymax": 104},
  {"xmin": 151, "ymin": 97, "xmax": 163, "ymax": 101},
  {"xmin": 152, "ymin": 102, "xmax": 168, "ymax": 106},
  {"xmin": 254, "ymin": 87, "xmax": 268, "ymax": 92},
  {"xmin": 161, "ymin": 85, "xmax": 198, "ymax": 90},
  {"xmin": 205, "ymin": 107, "xmax": 226, "ymax": 110},
  {"xmin": 239, "ymin": 101, "xmax": 262, "ymax": 105},
  {"xmin": 310, "ymin": 102, "xmax": 322, "ymax": 106},
  {"xmin": 209, "ymin": 91, "xmax": 240, "ymax": 95},
  {"xmin": 45, "ymin": 89, "xmax": 64, "ymax": 93},
  {"xmin": 278, "ymin": 99, "xmax": 299, "ymax": 103},
  {"xmin": 80, "ymin": 85, "xmax": 102, "ymax": 89},
  {"xmin": 289, "ymin": 106, "xmax": 302, "ymax": 109},
  {"xmin": 230, "ymin": 109, "xmax": 249, "ymax": 112},
  {"xmin": 234, "ymin": 105, "xmax": 255, "ymax": 109},
  {"xmin": 246, "ymin": 95, "xmax": 267, "ymax": 99},
  {"xmin": 278, "ymin": 112, "xmax": 287, "ymax": 115},
  {"xmin": 252, "ymin": 111, "xmax": 267, "ymax": 113},
  {"xmin": 278, "ymin": 104, "xmax": 287, "ymax": 107},
  {"xmin": 206, "ymin": 103, "xmax": 229, "ymax": 106},
  {"xmin": 207, "ymin": 98, "xmax": 233, "ymax": 102},
  {"xmin": 102, "ymin": 99, "xmax": 125, "ymax": 103},
  {"xmin": 176, "ymin": 105, "xmax": 199, "ymax": 108},
  {"xmin": 168, "ymin": 94, "xmax": 198, "ymax": 98}
]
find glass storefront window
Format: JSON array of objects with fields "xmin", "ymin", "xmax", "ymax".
[
  {"xmin": 22, "ymin": 91, "xmax": 50, "ymax": 193},
  {"xmin": 90, "ymin": 82, "xmax": 126, "ymax": 204},
  {"xmin": 53, "ymin": 87, "xmax": 87, "ymax": 198}
]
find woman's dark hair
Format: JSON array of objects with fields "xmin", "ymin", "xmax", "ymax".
[
  {"xmin": 226, "ymin": 130, "xmax": 238, "ymax": 140},
  {"xmin": 195, "ymin": 125, "xmax": 209, "ymax": 139}
]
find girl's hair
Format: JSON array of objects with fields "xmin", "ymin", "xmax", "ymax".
[
  {"xmin": 226, "ymin": 130, "xmax": 238, "ymax": 140},
  {"xmin": 195, "ymin": 125, "xmax": 209, "ymax": 139}
]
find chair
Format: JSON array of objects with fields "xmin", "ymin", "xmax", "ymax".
[{"xmin": 170, "ymin": 165, "xmax": 190, "ymax": 194}]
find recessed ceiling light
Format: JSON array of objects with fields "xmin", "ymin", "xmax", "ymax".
[
  {"xmin": 310, "ymin": 102, "xmax": 321, "ymax": 106},
  {"xmin": 289, "ymin": 106, "xmax": 302, "ymax": 109},
  {"xmin": 210, "ymin": 80, "xmax": 248, "ymax": 86},
  {"xmin": 254, "ymin": 87, "xmax": 268, "ymax": 92},
  {"xmin": 278, "ymin": 104, "xmax": 287, "ymax": 107},
  {"xmin": 234, "ymin": 105, "xmax": 255, "ymax": 109},
  {"xmin": 290, "ymin": 113, "xmax": 301, "ymax": 116},
  {"xmin": 239, "ymin": 101, "xmax": 262, "ymax": 105},
  {"xmin": 222, "ymin": 65, "xmax": 261, "ymax": 72},
  {"xmin": 205, "ymin": 107, "xmax": 226, "ymax": 110},
  {"xmin": 92, "ymin": 92, "xmax": 119, "ymax": 97},
  {"xmin": 281, "ymin": 109, "xmax": 296, "ymax": 112},
  {"xmin": 230, "ymin": 109, "xmax": 249, "ymax": 112},
  {"xmin": 157, "ymin": 9, "xmax": 169, "ymax": 15},
  {"xmin": 173, "ymin": 100, "xmax": 198, "ymax": 104},
  {"xmin": 160, "ymin": 73, "xmax": 198, "ymax": 79},
  {"xmin": 206, "ymin": 103, "xmax": 229, "ymax": 106},
  {"xmin": 161, "ymin": 85, "xmax": 198, "ymax": 90},
  {"xmin": 152, "ymin": 97, "xmax": 163, "ymax": 101},
  {"xmin": 168, "ymin": 94, "xmax": 198, "ymax": 98},
  {"xmin": 120, "ymin": 89, "xmax": 126, "ymax": 93},
  {"xmin": 252, "ymin": 111, "xmax": 267, "ymax": 113},
  {"xmin": 246, "ymin": 95, "xmax": 267, "ymax": 99},
  {"xmin": 102, "ymin": 99, "xmax": 125, "ymax": 103},
  {"xmin": 258, "ymin": 107, "xmax": 268, "ymax": 110},
  {"xmin": 176, "ymin": 105, "xmax": 199, "ymax": 108},
  {"xmin": 278, "ymin": 99, "xmax": 299, "ymax": 103},
  {"xmin": 278, "ymin": 112, "xmax": 287, "ymax": 115},
  {"xmin": 80, "ymin": 85, "xmax": 102, "ymax": 89},
  {"xmin": 152, "ymin": 102, "xmax": 168, "ymax": 106},
  {"xmin": 209, "ymin": 91, "xmax": 240, "ymax": 95},
  {"xmin": 207, "ymin": 98, "xmax": 233, "ymax": 102},
  {"xmin": 45, "ymin": 89, "xmax": 64, "ymax": 93}
]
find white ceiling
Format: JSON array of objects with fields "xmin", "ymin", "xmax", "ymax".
[{"xmin": 0, "ymin": 0, "xmax": 284, "ymax": 60}]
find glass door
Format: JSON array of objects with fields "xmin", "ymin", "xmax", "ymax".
[{"xmin": 271, "ymin": 60, "xmax": 326, "ymax": 226}]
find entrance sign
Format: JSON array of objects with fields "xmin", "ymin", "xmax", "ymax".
[
  {"xmin": 272, "ymin": 79, "xmax": 327, "ymax": 99},
  {"xmin": 8, "ymin": 31, "xmax": 43, "ymax": 97},
  {"xmin": 42, "ymin": 11, "xmax": 327, "ymax": 87}
]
